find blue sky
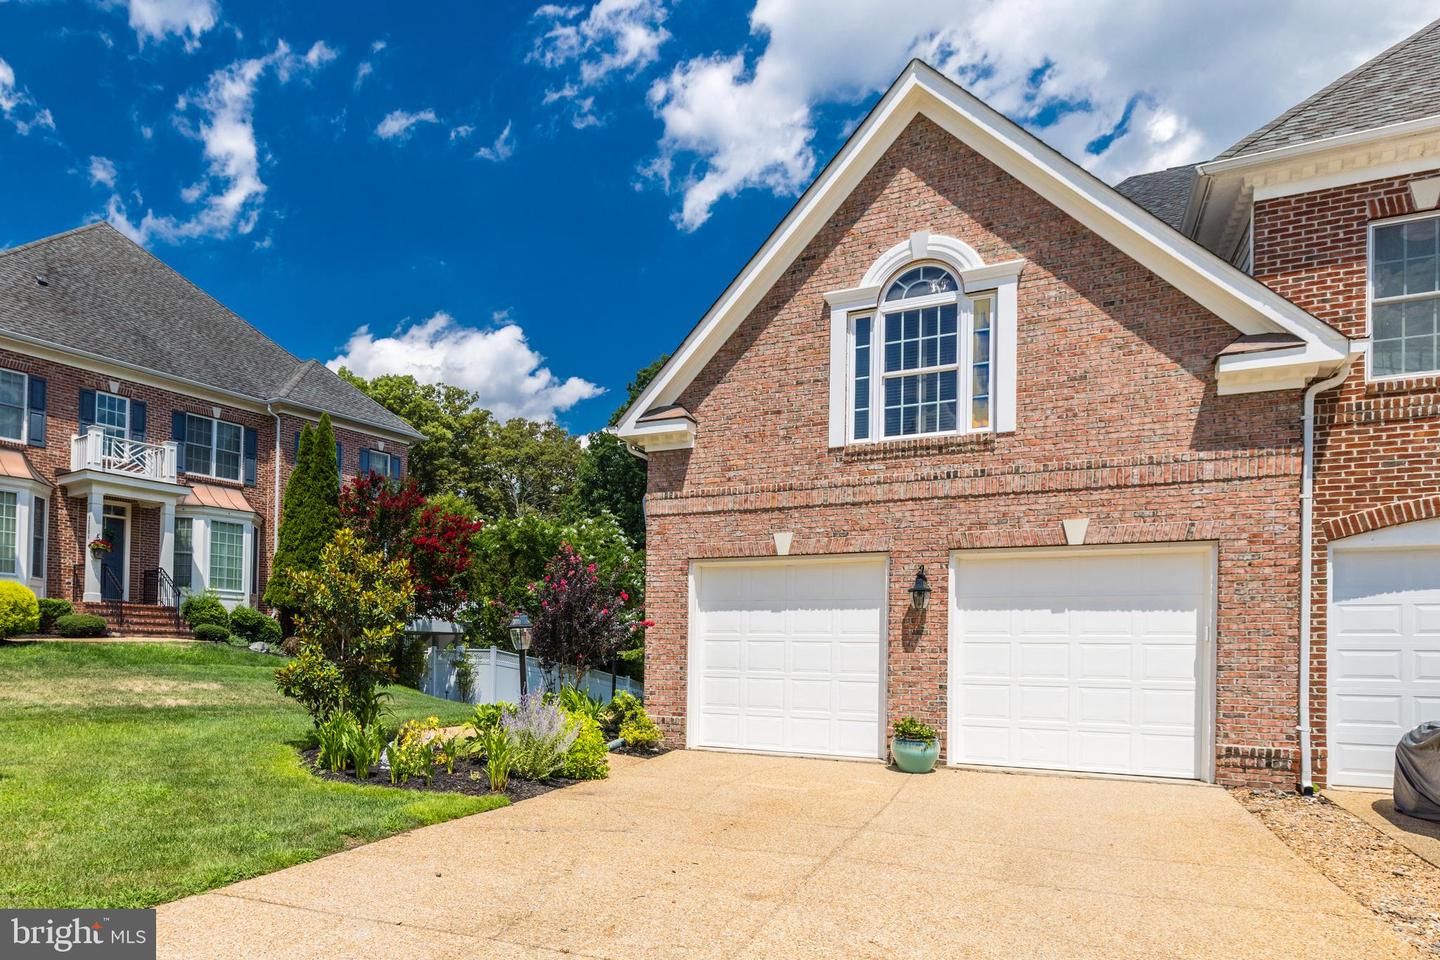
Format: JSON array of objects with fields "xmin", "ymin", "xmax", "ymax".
[{"xmin": 1, "ymin": 1, "xmax": 1434, "ymax": 433}]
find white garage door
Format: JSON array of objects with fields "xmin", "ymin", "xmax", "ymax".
[
  {"xmin": 1329, "ymin": 526, "xmax": 1440, "ymax": 788},
  {"xmin": 691, "ymin": 557, "xmax": 886, "ymax": 759},
  {"xmin": 951, "ymin": 547, "xmax": 1210, "ymax": 779}
]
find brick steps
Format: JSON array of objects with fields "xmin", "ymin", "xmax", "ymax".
[{"xmin": 77, "ymin": 601, "xmax": 191, "ymax": 638}]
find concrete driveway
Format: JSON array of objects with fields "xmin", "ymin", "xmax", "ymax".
[{"xmin": 159, "ymin": 751, "xmax": 1413, "ymax": 960}]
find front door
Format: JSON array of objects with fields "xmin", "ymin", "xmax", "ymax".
[{"xmin": 100, "ymin": 511, "xmax": 126, "ymax": 601}]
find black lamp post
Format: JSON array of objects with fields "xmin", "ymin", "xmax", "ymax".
[
  {"xmin": 909, "ymin": 566, "xmax": 932, "ymax": 612},
  {"xmin": 509, "ymin": 612, "xmax": 534, "ymax": 698}
]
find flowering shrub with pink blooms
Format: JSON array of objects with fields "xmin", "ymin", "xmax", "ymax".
[{"xmin": 527, "ymin": 542, "xmax": 651, "ymax": 686}]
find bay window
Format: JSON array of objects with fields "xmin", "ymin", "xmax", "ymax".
[
  {"xmin": 0, "ymin": 492, "xmax": 16, "ymax": 575},
  {"xmin": 209, "ymin": 520, "xmax": 244, "ymax": 593},
  {"xmin": 30, "ymin": 496, "xmax": 45, "ymax": 580}
]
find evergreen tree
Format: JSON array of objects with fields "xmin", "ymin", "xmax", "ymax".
[{"xmin": 264, "ymin": 414, "xmax": 342, "ymax": 618}]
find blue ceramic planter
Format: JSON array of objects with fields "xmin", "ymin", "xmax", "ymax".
[{"xmin": 891, "ymin": 736, "xmax": 939, "ymax": 773}]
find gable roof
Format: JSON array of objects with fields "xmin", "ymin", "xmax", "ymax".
[
  {"xmin": 617, "ymin": 60, "xmax": 1351, "ymax": 446},
  {"xmin": 0, "ymin": 222, "xmax": 421, "ymax": 440},
  {"xmin": 1217, "ymin": 17, "xmax": 1440, "ymax": 161},
  {"xmin": 1114, "ymin": 164, "xmax": 1198, "ymax": 230}
]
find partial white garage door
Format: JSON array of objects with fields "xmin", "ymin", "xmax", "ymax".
[
  {"xmin": 1329, "ymin": 521, "xmax": 1440, "ymax": 788},
  {"xmin": 951, "ymin": 547, "xmax": 1210, "ymax": 779},
  {"xmin": 691, "ymin": 557, "xmax": 886, "ymax": 759}
]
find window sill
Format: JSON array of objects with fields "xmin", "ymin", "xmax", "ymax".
[{"xmin": 832, "ymin": 431, "xmax": 998, "ymax": 462}]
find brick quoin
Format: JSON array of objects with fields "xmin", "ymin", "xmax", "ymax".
[
  {"xmin": 1254, "ymin": 170, "xmax": 1440, "ymax": 788},
  {"xmin": 0, "ymin": 345, "xmax": 406, "ymax": 610},
  {"xmin": 643, "ymin": 116, "xmax": 1309, "ymax": 789}
]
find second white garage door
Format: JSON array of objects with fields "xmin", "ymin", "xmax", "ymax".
[
  {"xmin": 951, "ymin": 547, "xmax": 1211, "ymax": 779},
  {"xmin": 691, "ymin": 557, "xmax": 886, "ymax": 759}
]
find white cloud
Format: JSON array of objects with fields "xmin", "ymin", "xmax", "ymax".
[
  {"xmin": 375, "ymin": 107, "xmax": 438, "ymax": 140},
  {"xmin": 105, "ymin": 39, "xmax": 335, "ymax": 244},
  {"xmin": 88, "ymin": 155, "xmax": 118, "ymax": 188},
  {"xmin": 353, "ymin": 61, "xmax": 373, "ymax": 88},
  {"xmin": 475, "ymin": 121, "xmax": 515, "ymax": 161},
  {"xmin": 303, "ymin": 40, "xmax": 337, "ymax": 69},
  {"xmin": 0, "ymin": 58, "xmax": 56, "ymax": 135},
  {"xmin": 328, "ymin": 312, "xmax": 603, "ymax": 422},
  {"xmin": 125, "ymin": 0, "xmax": 218, "ymax": 49},
  {"xmin": 638, "ymin": 0, "xmax": 1439, "ymax": 230},
  {"xmin": 532, "ymin": 0, "xmax": 669, "ymax": 126},
  {"xmin": 449, "ymin": 124, "xmax": 475, "ymax": 140}
]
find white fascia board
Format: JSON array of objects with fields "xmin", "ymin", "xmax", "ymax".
[
  {"xmin": 616, "ymin": 61, "xmax": 1350, "ymax": 436},
  {"xmin": 1197, "ymin": 114, "xmax": 1440, "ymax": 177}
]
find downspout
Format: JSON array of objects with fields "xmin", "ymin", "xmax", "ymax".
[
  {"xmin": 267, "ymin": 404, "xmax": 281, "ymax": 555},
  {"xmin": 1298, "ymin": 342, "xmax": 1365, "ymax": 794}
]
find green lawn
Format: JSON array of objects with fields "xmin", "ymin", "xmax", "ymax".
[{"xmin": 0, "ymin": 642, "xmax": 503, "ymax": 908}]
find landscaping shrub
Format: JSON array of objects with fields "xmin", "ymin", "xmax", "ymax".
[
  {"xmin": 603, "ymin": 691, "xmax": 660, "ymax": 749},
  {"xmin": 179, "ymin": 592, "xmax": 229, "ymax": 632},
  {"xmin": 558, "ymin": 684, "xmax": 604, "ymax": 723},
  {"xmin": 229, "ymin": 605, "xmax": 281, "ymax": 646},
  {"xmin": 350, "ymin": 723, "xmax": 387, "ymax": 779},
  {"xmin": 388, "ymin": 716, "xmax": 442, "ymax": 785},
  {"xmin": 561, "ymin": 712, "xmax": 610, "ymax": 780},
  {"xmin": 274, "ymin": 528, "xmax": 415, "ymax": 728},
  {"xmin": 193, "ymin": 623, "xmax": 230, "ymax": 644},
  {"xmin": 55, "ymin": 614, "xmax": 106, "ymax": 638},
  {"xmin": 504, "ymin": 697, "xmax": 578, "ymax": 781},
  {"xmin": 37, "ymin": 598, "xmax": 73, "ymax": 633},
  {"xmin": 468, "ymin": 702, "xmax": 510, "ymax": 742},
  {"xmin": 0, "ymin": 582, "xmax": 40, "ymax": 637}
]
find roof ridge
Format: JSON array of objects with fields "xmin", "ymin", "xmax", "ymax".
[
  {"xmin": 0, "ymin": 221, "xmax": 109, "ymax": 262},
  {"xmin": 274, "ymin": 358, "xmax": 318, "ymax": 398},
  {"xmin": 1220, "ymin": 16, "xmax": 1440, "ymax": 159}
]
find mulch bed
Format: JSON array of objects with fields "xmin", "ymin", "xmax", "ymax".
[
  {"xmin": 1234, "ymin": 789, "xmax": 1440, "ymax": 956},
  {"xmin": 303, "ymin": 748, "xmax": 577, "ymax": 804}
]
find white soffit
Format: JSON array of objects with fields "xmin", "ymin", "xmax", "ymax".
[{"xmin": 616, "ymin": 60, "xmax": 1350, "ymax": 447}]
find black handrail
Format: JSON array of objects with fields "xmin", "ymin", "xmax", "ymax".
[
  {"xmin": 101, "ymin": 565, "xmax": 125, "ymax": 604},
  {"xmin": 157, "ymin": 567, "xmax": 178, "ymax": 608}
]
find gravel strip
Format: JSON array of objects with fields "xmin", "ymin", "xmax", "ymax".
[{"xmin": 1234, "ymin": 789, "xmax": 1440, "ymax": 956}]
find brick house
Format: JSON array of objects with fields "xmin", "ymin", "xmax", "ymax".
[
  {"xmin": 617, "ymin": 21, "xmax": 1440, "ymax": 789},
  {"xmin": 0, "ymin": 222, "xmax": 419, "ymax": 634}
]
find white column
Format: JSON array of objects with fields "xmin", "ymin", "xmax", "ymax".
[
  {"xmin": 159, "ymin": 501, "xmax": 176, "ymax": 602},
  {"xmin": 83, "ymin": 491, "xmax": 103, "ymax": 602}
]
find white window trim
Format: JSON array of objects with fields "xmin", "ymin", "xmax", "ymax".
[
  {"xmin": 95, "ymin": 390, "xmax": 130, "ymax": 440},
  {"xmin": 1366, "ymin": 210, "xmax": 1440, "ymax": 383},
  {"xmin": 826, "ymin": 232, "xmax": 1023, "ymax": 447},
  {"xmin": 0, "ymin": 369, "xmax": 28, "ymax": 445},
  {"xmin": 183, "ymin": 413, "xmax": 245, "ymax": 483},
  {"xmin": 368, "ymin": 448, "xmax": 398, "ymax": 479},
  {"xmin": 176, "ymin": 507, "xmax": 255, "ymax": 607}
]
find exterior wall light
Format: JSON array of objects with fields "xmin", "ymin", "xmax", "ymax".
[{"xmin": 910, "ymin": 566, "xmax": 932, "ymax": 612}]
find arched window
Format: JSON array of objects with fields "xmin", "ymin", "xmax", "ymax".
[{"xmin": 851, "ymin": 262, "xmax": 992, "ymax": 440}]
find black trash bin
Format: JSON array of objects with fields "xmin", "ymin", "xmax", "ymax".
[{"xmin": 1395, "ymin": 721, "xmax": 1440, "ymax": 821}]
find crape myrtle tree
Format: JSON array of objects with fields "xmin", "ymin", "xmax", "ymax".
[
  {"xmin": 264, "ymin": 414, "xmax": 341, "ymax": 626},
  {"xmin": 340, "ymin": 471, "xmax": 484, "ymax": 621},
  {"xmin": 527, "ymin": 541, "xmax": 651, "ymax": 689}
]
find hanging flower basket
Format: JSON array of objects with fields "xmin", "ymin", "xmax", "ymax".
[{"xmin": 88, "ymin": 538, "xmax": 113, "ymax": 557}]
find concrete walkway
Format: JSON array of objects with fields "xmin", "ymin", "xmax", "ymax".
[
  {"xmin": 159, "ymin": 751, "xmax": 1414, "ymax": 960},
  {"xmin": 1330, "ymin": 788, "xmax": 1440, "ymax": 869}
]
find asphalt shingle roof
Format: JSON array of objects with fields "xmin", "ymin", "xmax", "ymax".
[
  {"xmin": 0, "ymin": 222, "xmax": 420, "ymax": 438},
  {"xmin": 1217, "ymin": 17, "xmax": 1440, "ymax": 160},
  {"xmin": 1114, "ymin": 164, "xmax": 1199, "ymax": 230}
]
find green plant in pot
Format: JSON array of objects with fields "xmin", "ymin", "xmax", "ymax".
[{"xmin": 891, "ymin": 717, "xmax": 940, "ymax": 773}]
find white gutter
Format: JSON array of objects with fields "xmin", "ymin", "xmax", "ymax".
[
  {"xmin": 1298, "ymin": 341, "xmax": 1366, "ymax": 793},
  {"xmin": 1199, "ymin": 114, "xmax": 1440, "ymax": 176}
]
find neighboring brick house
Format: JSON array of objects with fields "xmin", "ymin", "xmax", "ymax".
[
  {"xmin": 617, "ymin": 20, "xmax": 1440, "ymax": 790},
  {"xmin": 0, "ymin": 222, "xmax": 419, "ymax": 634}
]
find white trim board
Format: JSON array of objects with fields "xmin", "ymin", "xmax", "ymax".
[{"xmin": 617, "ymin": 60, "xmax": 1350, "ymax": 450}]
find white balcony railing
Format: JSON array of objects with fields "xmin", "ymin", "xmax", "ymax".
[{"xmin": 70, "ymin": 427, "xmax": 179, "ymax": 484}]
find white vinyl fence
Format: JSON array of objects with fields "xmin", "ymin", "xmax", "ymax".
[{"xmin": 422, "ymin": 644, "xmax": 643, "ymax": 705}]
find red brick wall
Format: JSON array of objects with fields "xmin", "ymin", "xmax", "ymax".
[
  {"xmin": 1253, "ymin": 169, "xmax": 1440, "ymax": 787},
  {"xmin": 643, "ymin": 116, "xmax": 1307, "ymax": 787},
  {"xmin": 0, "ymin": 346, "xmax": 406, "ymax": 607}
]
